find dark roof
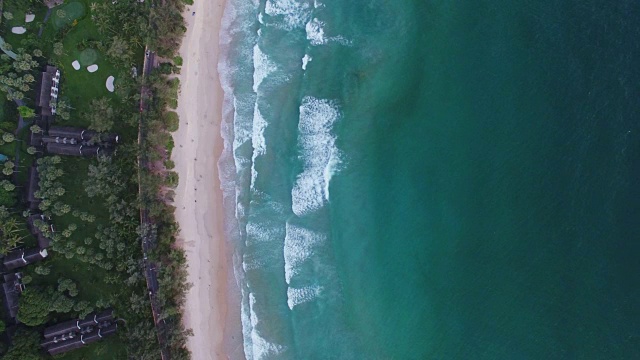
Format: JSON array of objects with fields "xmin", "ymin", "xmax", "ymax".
[
  {"xmin": 1, "ymin": 273, "xmax": 23, "ymax": 320},
  {"xmin": 24, "ymin": 247, "xmax": 48, "ymax": 263},
  {"xmin": 46, "ymin": 336, "xmax": 85, "ymax": 355},
  {"xmin": 25, "ymin": 166, "xmax": 40, "ymax": 209},
  {"xmin": 44, "ymin": 323, "xmax": 117, "ymax": 355},
  {"xmin": 44, "ymin": 309, "xmax": 114, "ymax": 339},
  {"xmin": 45, "ymin": 143, "xmax": 104, "ymax": 157},
  {"xmin": 47, "ymin": 126, "xmax": 119, "ymax": 145},
  {"xmin": 36, "ymin": 115, "xmax": 52, "ymax": 128},
  {"xmin": 29, "ymin": 131, "xmax": 43, "ymax": 147},
  {"xmin": 48, "ymin": 126, "xmax": 87, "ymax": 139},
  {"xmin": 41, "ymin": 136, "xmax": 79, "ymax": 145},
  {"xmin": 78, "ymin": 309, "xmax": 114, "ymax": 327},
  {"xmin": 43, "ymin": 319, "xmax": 80, "ymax": 339},
  {"xmin": 41, "ymin": 332, "xmax": 77, "ymax": 349},
  {"xmin": 35, "ymin": 66, "xmax": 58, "ymax": 116},
  {"xmin": 3, "ymin": 248, "xmax": 48, "ymax": 270},
  {"xmin": 27, "ymin": 214, "xmax": 52, "ymax": 249}
]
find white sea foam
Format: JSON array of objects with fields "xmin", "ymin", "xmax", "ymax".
[
  {"xmin": 265, "ymin": 0, "xmax": 312, "ymax": 30},
  {"xmin": 250, "ymin": 104, "xmax": 268, "ymax": 184},
  {"xmin": 301, "ymin": 54, "xmax": 312, "ymax": 70},
  {"xmin": 248, "ymin": 293, "xmax": 287, "ymax": 359},
  {"xmin": 253, "ymin": 44, "xmax": 277, "ymax": 92},
  {"xmin": 323, "ymin": 148, "xmax": 342, "ymax": 201},
  {"xmin": 287, "ymin": 285, "xmax": 322, "ymax": 310},
  {"xmin": 306, "ymin": 17, "xmax": 352, "ymax": 46},
  {"xmin": 283, "ymin": 223, "xmax": 326, "ymax": 284},
  {"xmin": 305, "ymin": 18, "xmax": 326, "ymax": 45},
  {"xmin": 232, "ymin": 96, "xmax": 251, "ymax": 146},
  {"xmin": 291, "ymin": 97, "xmax": 342, "ymax": 216}
]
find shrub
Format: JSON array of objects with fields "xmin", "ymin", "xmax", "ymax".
[
  {"xmin": 173, "ymin": 55, "xmax": 183, "ymax": 66},
  {"xmin": 0, "ymin": 122, "xmax": 15, "ymax": 132},
  {"xmin": 165, "ymin": 112, "xmax": 179, "ymax": 132},
  {"xmin": 165, "ymin": 171, "xmax": 179, "ymax": 188}
]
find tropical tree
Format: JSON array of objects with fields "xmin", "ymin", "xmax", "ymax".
[
  {"xmin": 1, "ymin": 180, "xmax": 16, "ymax": 192},
  {"xmin": 53, "ymin": 42, "xmax": 64, "ymax": 56},
  {"xmin": 17, "ymin": 106, "xmax": 36, "ymax": 118},
  {"xmin": 30, "ymin": 124, "xmax": 43, "ymax": 134},
  {"xmin": 17, "ymin": 288, "xmax": 51, "ymax": 326},
  {"xmin": 87, "ymin": 97, "xmax": 116, "ymax": 132},
  {"xmin": 0, "ymin": 218, "xmax": 26, "ymax": 253},
  {"xmin": 27, "ymin": 146, "xmax": 38, "ymax": 155},
  {"xmin": 2, "ymin": 329, "xmax": 40, "ymax": 360},
  {"xmin": 2, "ymin": 133, "xmax": 15, "ymax": 143}
]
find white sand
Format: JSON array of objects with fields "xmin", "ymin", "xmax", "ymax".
[
  {"xmin": 11, "ymin": 27, "xmax": 26, "ymax": 34},
  {"xmin": 106, "ymin": 76, "xmax": 114, "ymax": 92},
  {"xmin": 87, "ymin": 64, "xmax": 99, "ymax": 73},
  {"xmin": 172, "ymin": 1, "xmax": 231, "ymax": 359},
  {"xmin": 25, "ymin": 14, "xmax": 36, "ymax": 23},
  {"xmin": 72, "ymin": 60, "xmax": 81, "ymax": 70}
]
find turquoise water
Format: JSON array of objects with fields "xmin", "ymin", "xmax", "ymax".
[{"xmin": 219, "ymin": 1, "xmax": 640, "ymax": 358}]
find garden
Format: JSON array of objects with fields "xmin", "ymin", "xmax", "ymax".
[{"xmin": 0, "ymin": 0, "xmax": 191, "ymax": 358}]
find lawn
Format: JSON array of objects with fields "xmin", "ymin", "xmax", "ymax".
[
  {"xmin": 49, "ymin": 1, "xmax": 121, "ymax": 128},
  {"xmin": 2, "ymin": 1, "xmax": 150, "ymax": 358}
]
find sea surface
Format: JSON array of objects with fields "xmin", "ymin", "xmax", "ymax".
[{"xmin": 218, "ymin": 0, "xmax": 640, "ymax": 358}]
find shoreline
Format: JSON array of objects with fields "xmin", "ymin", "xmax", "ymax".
[{"xmin": 172, "ymin": 0, "xmax": 234, "ymax": 359}]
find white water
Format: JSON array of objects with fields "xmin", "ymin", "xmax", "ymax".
[
  {"xmin": 265, "ymin": 0, "xmax": 313, "ymax": 30},
  {"xmin": 283, "ymin": 222, "xmax": 327, "ymax": 284},
  {"xmin": 287, "ymin": 285, "xmax": 323, "ymax": 310},
  {"xmin": 291, "ymin": 96, "xmax": 342, "ymax": 217}
]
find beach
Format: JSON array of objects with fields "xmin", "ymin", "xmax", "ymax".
[{"xmin": 172, "ymin": 0, "xmax": 229, "ymax": 359}]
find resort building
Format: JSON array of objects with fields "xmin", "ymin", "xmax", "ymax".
[
  {"xmin": 0, "ymin": 272, "xmax": 24, "ymax": 322},
  {"xmin": 25, "ymin": 165, "xmax": 41, "ymax": 210},
  {"xmin": 35, "ymin": 65, "xmax": 61, "ymax": 118},
  {"xmin": 42, "ymin": 126, "xmax": 119, "ymax": 157},
  {"xmin": 41, "ymin": 309, "xmax": 117, "ymax": 355},
  {"xmin": 2, "ymin": 247, "xmax": 48, "ymax": 271},
  {"xmin": 45, "ymin": 143, "xmax": 110, "ymax": 157}
]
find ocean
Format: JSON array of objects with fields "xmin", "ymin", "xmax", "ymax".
[{"xmin": 218, "ymin": 0, "xmax": 640, "ymax": 358}]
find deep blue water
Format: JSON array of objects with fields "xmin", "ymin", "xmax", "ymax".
[{"xmin": 219, "ymin": 1, "xmax": 640, "ymax": 358}]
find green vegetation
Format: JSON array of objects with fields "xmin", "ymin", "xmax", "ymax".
[
  {"xmin": 0, "ymin": 0, "xmax": 192, "ymax": 358},
  {"xmin": 52, "ymin": 2, "xmax": 86, "ymax": 30}
]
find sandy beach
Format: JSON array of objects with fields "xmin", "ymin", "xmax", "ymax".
[{"xmin": 172, "ymin": 0, "xmax": 229, "ymax": 359}]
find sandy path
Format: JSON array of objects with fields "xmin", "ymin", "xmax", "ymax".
[{"xmin": 172, "ymin": 0, "xmax": 228, "ymax": 359}]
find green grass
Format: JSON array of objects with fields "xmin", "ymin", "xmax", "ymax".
[
  {"xmin": 78, "ymin": 48, "xmax": 98, "ymax": 65},
  {"xmin": 2, "ymin": 1, "xmax": 153, "ymax": 358},
  {"xmin": 52, "ymin": 2, "xmax": 86, "ymax": 30},
  {"xmin": 53, "ymin": 7, "xmax": 120, "ymax": 126}
]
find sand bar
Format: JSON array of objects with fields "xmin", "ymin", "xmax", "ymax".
[{"xmin": 172, "ymin": 0, "xmax": 229, "ymax": 359}]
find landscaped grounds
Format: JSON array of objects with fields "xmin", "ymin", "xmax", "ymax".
[{"xmin": 0, "ymin": 0, "xmax": 182, "ymax": 358}]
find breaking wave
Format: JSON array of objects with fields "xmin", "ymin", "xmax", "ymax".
[{"xmin": 291, "ymin": 96, "xmax": 342, "ymax": 216}]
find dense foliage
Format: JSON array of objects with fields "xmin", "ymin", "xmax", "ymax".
[{"xmin": 0, "ymin": 0, "xmax": 192, "ymax": 358}]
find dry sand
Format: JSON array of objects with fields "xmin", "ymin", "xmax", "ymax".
[{"xmin": 172, "ymin": 0, "xmax": 230, "ymax": 359}]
